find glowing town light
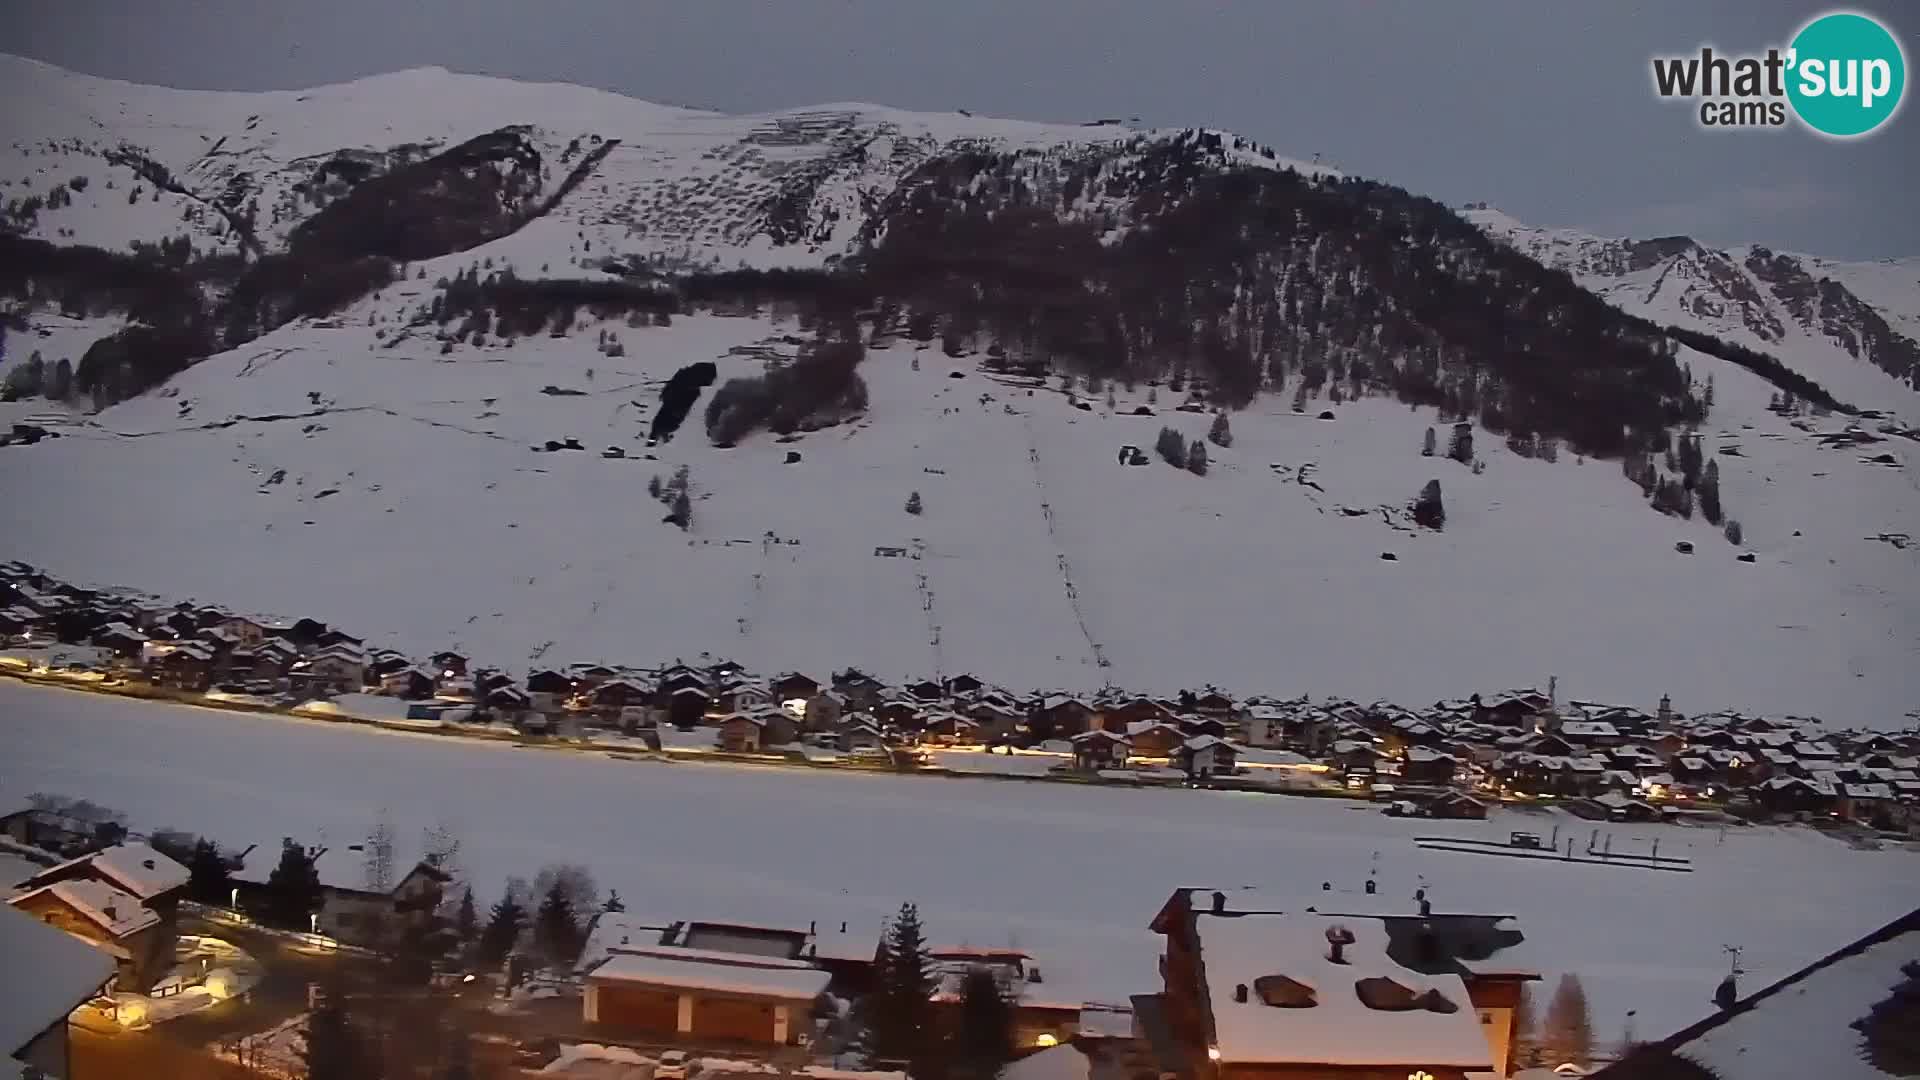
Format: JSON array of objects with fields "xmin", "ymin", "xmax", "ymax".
[{"xmin": 1034, "ymin": 1034, "xmax": 1058, "ymax": 1048}]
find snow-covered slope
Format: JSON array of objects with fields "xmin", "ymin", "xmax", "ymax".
[
  {"xmin": 4, "ymin": 285, "xmax": 1914, "ymax": 725},
  {"xmin": 3, "ymin": 59, "xmax": 1915, "ymax": 724},
  {"xmin": 1465, "ymin": 207, "xmax": 1920, "ymax": 416}
]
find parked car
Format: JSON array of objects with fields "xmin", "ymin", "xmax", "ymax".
[{"xmin": 654, "ymin": 1050, "xmax": 690, "ymax": 1080}]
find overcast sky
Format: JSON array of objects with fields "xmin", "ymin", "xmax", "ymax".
[{"xmin": 6, "ymin": 0, "xmax": 1915, "ymax": 259}]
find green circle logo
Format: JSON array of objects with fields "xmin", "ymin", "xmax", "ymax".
[{"xmin": 1787, "ymin": 11, "xmax": 1906, "ymax": 137}]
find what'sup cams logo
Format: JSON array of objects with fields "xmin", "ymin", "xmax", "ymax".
[{"xmin": 1652, "ymin": 10, "xmax": 1907, "ymax": 137}]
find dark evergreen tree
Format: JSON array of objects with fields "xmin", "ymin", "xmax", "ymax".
[
  {"xmin": 950, "ymin": 966, "xmax": 1016, "ymax": 1079},
  {"xmin": 668, "ymin": 487, "xmax": 691, "ymax": 530},
  {"xmin": 1421, "ymin": 426, "xmax": 1437, "ymax": 457},
  {"xmin": 187, "ymin": 838, "xmax": 233, "ymax": 906},
  {"xmin": 905, "ymin": 491, "xmax": 924, "ymax": 515},
  {"xmin": 866, "ymin": 902, "xmax": 937, "ymax": 1068},
  {"xmin": 47, "ymin": 357, "xmax": 72, "ymax": 400},
  {"xmin": 534, "ymin": 881, "xmax": 581, "ymax": 968},
  {"xmin": 454, "ymin": 887, "xmax": 478, "ymax": 946},
  {"xmin": 263, "ymin": 840, "xmax": 323, "ymax": 930},
  {"xmin": 1723, "ymin": 518, "xmax": 1744, "ymax": 546},
  {"xmin": 1698, "ymin": 459, "xmax": 1722, "ymax": 524},
  {"xmin": 1207, "ymin": 411, "xmax": 1233, "ymax": 448},
  {"xmin": 1543, "ymin": 973, "xmax": 1594, "ymax": 1067},
  {"xmin": 1678, "ymin": 431, "xmax": 1703, "ymax": 489},
  {"xmin": 1187, "ymin": 439, "xmax": 1208, "ymax": 476},
  {"xmin": 647, "ymin": 474, "xmax": 662, "ymax": 501},
  {"xmin": 302, "ymin": 993, "xmax": 377, "ymax": 1080},
  {"xmin": 1413, "ymin": 478, "xmax": 1445, "ymax": 530},
  {"xmin": 1446, "ymin": 423, "xmax": 1474, "ymax": 464},
  {"xmin": 1154, "ymin": 425, "xmax": 1187, "ymax": 468},
  {"xmin": 477, "ymin": 885, "xmax": 527, "ymax": 966}
]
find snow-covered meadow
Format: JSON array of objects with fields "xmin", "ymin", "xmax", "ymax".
[{"xmin": 4, "ymin": 679, "xmax": 1917, "ymax": 1044}]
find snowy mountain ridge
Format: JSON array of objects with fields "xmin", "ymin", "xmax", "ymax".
[
  {"xmin": 1464, "ymin": 206, "xmax": 1920, "ymax": 414},
  {"xmin": 2, "ymin": 59, "xmax": 1916, "ymax": 727}
]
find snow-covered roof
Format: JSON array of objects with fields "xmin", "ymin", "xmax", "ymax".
[
  {"xmin": 83, "ymin": 842, "xmax": 188, "ymax": 900},
  {"xmin": 1002, "ymin": 1044, "xmax": 1091, "ymax": 1080},
  {"xmin": 1182, "ymin": 734, "xmax": 1235, "ymax": 753},
  {"xmin": 586, "ymin": 948, "xmax": 831, "ymax": 1000},
  {"xmin": 574, "ymin": 911, "xmax": 674, "ymax": 973},
  {"xmin": 1659, "ymin": 910, "xmax": 1920, "ymax": 1080},
  {"xmin": 13, "ymin": 879, "xmax": 159, "ymax": 938},
  {"xmin": 0, "ymin": 903, "xmax": 116, "ymax": 1059},
  {"xmin": 1558, "ymin": 721, "xmax": 1619, "ymax": 738},
  {"xmin": 1405, "ymin": 746, "xmax": 1454, "ymax": 763},
  {"xmin": 1840, "ymin": 783, "xmax": 1895, "ymax": 800},
  {"xmin": 1070, "ymin": 729, "xmax": 1128, "ymax": 745},
  {"xmin": 1194, "ymin": 913, "xmax": 1493, "ymax": 1068}
]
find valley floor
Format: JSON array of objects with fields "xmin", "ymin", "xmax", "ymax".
[{"xmin": 3, "ymin": 679, "xmax": 1916, "ymax": 1048}]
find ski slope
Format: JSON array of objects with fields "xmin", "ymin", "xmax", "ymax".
[{"xmin": 4, "ymin": 679, "xmax": 1917, "ymax": 1045}]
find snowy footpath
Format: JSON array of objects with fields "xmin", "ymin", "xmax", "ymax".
[{"xmin": 3, "ymin": 679, "xmax": 1916, "ymax": 1046}]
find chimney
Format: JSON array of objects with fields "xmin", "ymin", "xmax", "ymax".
[
  {"xmin": 840, "ymin": 920, "xmax": 848, "ymax": 933},
  {"xmin": 1326, "ymin": 925, "xmax": 1355, "ymax": 964},
  {"xmin": 143, "ymin": 859, "xmax": 156, "ymax": 870},
  {"xmin": 104, "ymin": 904, "xmax": 118, "ymax": 921},
  {"xmin": 1714, "ymin": 972, "xmax": 1738, "ymax": 1010},
  {"xmin": 1419, "ymin": 897, "xmax": 1433, "ymax": 917},
  {"xmin": 1363, "ymin": 878, "xmax": 1377, "ymax": 896},
  {"xmin": 809, "ymin": 919, "xmax": 817, "ymax": 934},
  {"xmin": 1233, "ymin": 983, "xmax": 1249, "ymax": 1003},
  {"xmin": 1210, "ymin": 891, "xmax": 1226, "ymax": 915}
]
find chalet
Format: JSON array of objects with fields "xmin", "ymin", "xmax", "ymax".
[
  {"xmin": 906, "ymin": 679, "xmax": 945, "ymax": 703},
  {"xmin": 1146, "ymin": 887, "xmax": 1538, "ymax": 1078},
  {"xmin": 1556, "ymin": 720, "xmax": 1624, "ymax": 748},
  {"xmin": 1401, "ymin": 746, "xmax": 1459, "ymax": 785},
  {"xmin": 1192, "ymin": 690, "xmax": 1234, "ymax": 717},
  {"xmin": 486, "ymin": 685, "xmax": 532, "ymax": 713},
  {"xmin": 585, "ymin": 945, "xmax": 828, "ymax": 1046},
  {"xmin": 1033, "ymin": 695, "xmax": 1096, "ymax": 739},
  {"xmin": 365, "ymin": 651, "xmax": 413, "ymax": 680},
  {"xmin": 667, "ymin": 685, "xmax": 710, "ymax": 727},
  {"xmin": 770, "ymin": 672, "xmax": 819, "ymax": 702},
  {"xmin": 717, "ymin": 714, "xmax": 769, "ymax": 752},
  {"xmin": 712, "ymin": 680, "xmax": 770, "ymax": 715},
  {"xmin": 1587, "ymin": 792, "xmax": 1665, "ymax": 823},
  {"xmin": 1837, "ymin": 783, "xmax": 1898, "ymax": 826},
  {"xmin": 0, "ymin": 809, "xmax": 126, "ymax": 857},
  {"xmin": 821, "ymin": 718, "xmax": 886, "ymax": 752},
  {"xmin": 1181, "ymin": 716, "xmax": 1228, "ymax": 740},
  {"xmin": 1241, "ymin": 705, "xmax": 1291, "ymax": 748},
  {"xmin": 1173, "ymin": 735, "xmax": 1237, "ymax": 779},
  {"xmin": 525, "ymin": 669, "xmax": 572, "ymax": 711},
  {"xmin": 1331, "ymin": 739, "xmax": 1383, "ymax": 776},
  {"xmin": 12, "ymin": 842, "xmax": 188, "ymax": 991},
  {"xmin": 216, "ymin": 616, "xmax": 267, "ymax": 646},
  {"xmin": 657, "ymin": 665, "xmax": 710, "ymax": 701},
  {"xmin": 302, "ymin": 646, "xmax": 366, "ymax": 693},
  {"xmin": 921, "ymin": 711, "xmax": 980, "ymax": 743},
  {"xmin": 946, "ymin": 673, "xmax": 986, "ymax": 697},
  {"xmin": 831, "ymin": 669, "xmax": 886, "ymax": 711},
  {"xmin": 875, "ymin": 699, "xmax": 922, "ymax": 728},
  {"xmin": 1070, "ymin": 729, "xmax": 1130, "ymax": 771},
  {"xmin": 1427, "ymin": 792, "xmax": 1489, "ymax": 820},
  {"xmin": 803, "ymin": 690, "xmax": 845, "ymax": 731},
  {"xmin": 1126, "ymin": 721, "xmax": 1186, "ymax": 757},
  {"xmin": 1101, "ymin": 696, "xmax": 1178, "ymax": 733},
  {"xmin": 89, "ymin": 622, "xmax": 146, "ymax": 660},
  {"xmin": 591, "ymin": 678, "xmax": 649, "ymax": 714},
  {"xmin": 152, "ymin": 644, "xmax": 214, "ymax": 691},
  {"xmin": 1474, "ymin": 691, "xmax": 1550, "ymax": 729},
  {"xmin": 380, "ymin": 667, "xmax": 435, "ymax": 700},
  {"xmin": 569, "ymin": 663, "xmax": 621, "ymax": 689},
  {"xmin": 1, "ymin": 902, "xmax": 117, "ymax": 1080},
  {"xmin": 965, "ymin": 701, "xmax": 1023, "ymax": 743},
  {"xmin": 429, "ymin": 651, "xmax": 469, "ymax": 679}
]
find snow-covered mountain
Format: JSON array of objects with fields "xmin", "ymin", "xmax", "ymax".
[
  {"xmin": 3, "ymin": 57, "xmax": 1915, "ymax": 726},
  {"xmin": 1465, "ymin": 206, "xmax": 1920, "ymax": 413}
]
